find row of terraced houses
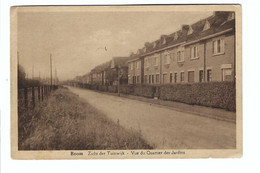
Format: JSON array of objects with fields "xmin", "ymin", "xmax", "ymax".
[{"xmin": 76, "ymin": 11, "xmax": 236, "ymax": 86}]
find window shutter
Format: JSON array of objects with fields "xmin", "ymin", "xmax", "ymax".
[
  {"xmin": 214, "ymin": 41, "xmax": 217, "ymax": 54},
  {"xmin": 196, "ymin": 46, "xmax": 198, "ymax": 58},
  {"xmin": 221, "ymin": 39, "xmax": 225, "ymax": 53},
  {"xmin": 190, "ymin": 47, "xmax": 194, "ymax": 58},
  {"xmin": 213, "ymin": 41, "xmax": 215, "ymax": 54}
]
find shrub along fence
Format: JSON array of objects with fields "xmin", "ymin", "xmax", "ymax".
[
  {"xmin": 73, "ymin": 82, "xmax": 236, "ymax": 111},
  {"xmin": 18, "ymin": 85, "xmax": 59, "ymax": 111},
  {"xmin": 108, "ymin": 85, "xmax": 117, "ymax": 93},
  {"xmin": 159, "ymin": 82, "xmax": 236, "ymax": 111}
]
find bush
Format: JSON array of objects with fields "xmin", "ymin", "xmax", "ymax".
[
  {"xmin": 133, "ymin": 84, "xmax": 155, "ymax": 98},
  {"xmin": 90, "ymin": 85, "xmax": 98, "ymax": 90},
  {"xmin": 97, "ymin": 85, "xmax": 108, "ymax": 92},
  {"xmin": 82, "ymin": 83, "xmax": 91, "ymax": 89},
  {"xmin": 108, "ymin": 85, "xmax": 118, "ymax": 93},
  {"xmin": 159, "ymin": 82, "xmax": 236, "ymax": 111},
  {"xmin": 119, "ymin": 85, "xmax": 134, "ymax": 94}
]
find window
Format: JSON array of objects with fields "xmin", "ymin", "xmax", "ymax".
[
  {"xmin": 170, "ymin": 53, "xmax": 175, "ymax": 62},
  {"xmin": 199, "ymin": 70, "xmax": 204, "ymax": 82},
  {"xmin": 136, "ymin": 61, "xmax": 139, "ymax": 69},
  {"xmin": 144, "ymin": 75, "xmax": 148, "ymax": 83},
  {"xmin": 149, "ymin": 75, "xmax": 151, "ymax": 84},
  {"xmin": 213, "ymin": 39, "xmax": 225, "ymax": 55},
  {"xmin": 170, "ymin": 73, "xmax": 173, "ymax": 83},
  {"xmin": 174, "ymin": 73, "xmax": 178, "ymax": 83},
  {"xmin": 177, "ymin": 51, "xmax": 185, "ymax": 62},
  {"xmin": 145, "ymin": 58, "xmax": 149, "ymax": 68},
  {"xmin": 207, "ymin": 69, "xmax": 212, "ymax": 82},
  {"xmin": 188, "ymin": 71, "xmax": 195, "ymax": 83},
  {"xmin": 173, "ymin": 32, "xmax": 178, "ymax": 40},
  {"xmin": 148, "ymin": 57, "xmax": 152, "ymax": 67},
  {"xmin": 137, "ymin": 75, "xmax": 140, "ymax": 83},
  {"xmin": 203, "ymin": 20, "xmax": 210, "ymax": 31},
  {"xmin": 152, "ymin": 75, "xmax": 154, "ymax": 84},
  {"xmin": 180, "ymin": 72, "xmax": 185, "ymax": 82},
  {"xmin": 162, "ymin": 37, "xmax": 166, "ymax": 44},
  {"xmin": 133, "ymin": 76, "xmax": 136, "ymax": 84},
  {"xmin": 187, "ymin": 26, "xmax": 193, "ymax": 35},
  {"xmin": 190, "ymin": 46, "xmax": 198, "ymax": 59},
  {"xmin": 163, "ymin": 74, "xmax": 167, "ymax": 84},
  {"xmin": 164, "ymin": 54, "xmax": 170, "ymax": 64},
  {"xmin": 156, "ymin": 74, "xmax": 160, "ymax": 84},
  {"xmin": 155, "ymin": 56, "xmax": 159, "ymax": 66},
  {"xmin": 153, "ymin": 42, "xmax": 156, "ymax": 48},
  {"xmin": 222, "ymin": 68, "xmax": 232, "ymax": 81},
  {"xmin": 128, "ymin": 75, "xmax": 131, "ymax": 82},
  {"xmin": 228, "ymin": 12, "xmax": 235, "ymax": 21}
]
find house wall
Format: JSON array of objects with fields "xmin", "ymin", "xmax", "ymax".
[
  {"xmin": 205, "ymin": 33, "xmax": 235, "ymax": 82},
  {"xmin": 139, "ymin": 32, "xmax": 235, "ymax": 85},
  {"xmin": 143, "ymin": 53, "xmax": 161, "ymax": 84},
  {"xmin": 128, "ymin": 60, "xmax": 142, "ymax": 84}
]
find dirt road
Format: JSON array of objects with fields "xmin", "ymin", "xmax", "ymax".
[{"xmin": 68, "ymin": 86, "xmax": 236, "ymax": 149}]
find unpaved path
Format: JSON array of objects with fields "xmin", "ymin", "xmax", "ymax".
[{"xmin": 68, "ymin": 86, "xmax": 236, "ymax": 149}]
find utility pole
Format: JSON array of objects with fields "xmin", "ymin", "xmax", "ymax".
[
  {"xmin": 55, "ymin": 67, "xmax": 57, "ymax": 85},
  {"xmin": 117, "ymin": 66, "xmax": 121, "ymax": 96},
  {"xmin": 50, "ymin": 53, "xmax": 53, "ymax": 89},
  {"xmin": 17, "ymin": 51, "xmax": 20, "ymax": 78},
  {"xmin": 17, "ymin": 51, "xmax": 19, "ymax": 68},
  {"xmin": 32, "ymin": 65, "xmax": 34, "ymax": 79}
]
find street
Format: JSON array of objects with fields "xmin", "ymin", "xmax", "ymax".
[{"xmin": 68, "ymin": 86, "xmax": 236, "ymax": 149}]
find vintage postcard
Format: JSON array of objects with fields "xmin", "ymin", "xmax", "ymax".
[{"xmin": 11, "ymin": 5, "xmax": 242, "ymax": 159}]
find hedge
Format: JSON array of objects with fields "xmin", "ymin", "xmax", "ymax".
[
  {"xmin": 119, "ymin": 85, "xmax": 134, "ymax": 94},
  {"xmin": 133, "ymin": 84, "xmax": 155, "ymax": 98},
  {"xmin": 73, "ymin": 81, "xmax": 235, "ymax": 111},
  {"xmin": 82, "ymin": 83, "xmax": 91, "ymax": 89},
  {"xmin": 97, "ymin": 85, "xmax": 108, "ymax": 92},
  {"xmin": 159, "ymin": 82, "xmax": 236, "ymax": 111},
  {"xmin": 90, "ymin": 85, "xmax": 98, "ymax": 90},
  {"xmin": 108, "ymin": 85, "xmax": 118, "ymax": 93}
]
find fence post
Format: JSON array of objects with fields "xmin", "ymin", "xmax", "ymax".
[
  {"xmin": 45, "ymin": 86, "xmax": 48, "ymax": 98},
  {"xmin": 41, "ymin": 86, "xmax": 44, "ymax": 101},
  {"xmin": 32, "ymin": 86, "xmax": 35, "ymax": 108},
  {"xmin": 38, "ymin": 86, "xmax": 40, "ymax": 102},
  {"xmin": 44, "ymin": 86, "xmax": 46, "ymax": 98},
  {"xmin": 24, "ymin": 87, "xmax": 28, "ymax": 110}
]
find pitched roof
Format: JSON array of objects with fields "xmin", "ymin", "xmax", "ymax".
[
  {"xmin": 136, "ymin": 11, "xmax": 235, "ymax": 56},
  {"xmin": 111, "ymin": 56, "xmax": 136, "ymax": 68},
  {"xmin": 91, "ymin": 61, "xmax": 111, "ymax": 73}
]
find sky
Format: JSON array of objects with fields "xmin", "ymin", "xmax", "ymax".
[{"xmin": 17, "ymin": 9, "xmax": 213, "ymax": 81}]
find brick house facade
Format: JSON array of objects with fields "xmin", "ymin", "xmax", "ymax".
[
  {"xmin": 128, "ymin": 55, "xmax": 142, "ymax": 84},
  {"xmin": 128, "ymin": 11, "xmax": 235, "ymax": 85}
]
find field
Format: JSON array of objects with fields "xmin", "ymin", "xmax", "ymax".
[{"xmin": 18, "ymin": 87, "xmax": 152, "ymax": 150}]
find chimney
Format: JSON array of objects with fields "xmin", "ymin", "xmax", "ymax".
[
  {"xmin": 214, "ymin": 11, "xmax": 230, "ymax": 18},
  {"xmin": 144, "ymin": 42, "xmax": 150, "ymax": 47},
  {"xmin": 182, "ymin": 25, "xmax": 190, "ymax": 31}
]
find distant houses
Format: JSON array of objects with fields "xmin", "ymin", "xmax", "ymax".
[
  {"xmin": 79, "ymin": 56, "xmax": 134, "ymax": 86},
  {"xmin": 76, "ymin": 11, "xmax": 236, "ymax": 86}
]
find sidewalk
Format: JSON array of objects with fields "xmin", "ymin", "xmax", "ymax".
[
  {"xmin": 119, "ymin": 93, "xmax": 236, "ymax": 123},
  {"xmin": 73, "ymin": 87, "xmax": 236, "ymax": 123}
]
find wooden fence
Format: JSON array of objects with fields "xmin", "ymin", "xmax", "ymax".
[{"xmin": 18, "ymin": 85, "xmax": 59, "ymax": 111}]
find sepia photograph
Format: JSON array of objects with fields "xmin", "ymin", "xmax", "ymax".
[{"xmin": 10, "ymin": 5, "xmax": 242, "ymax": 159}]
